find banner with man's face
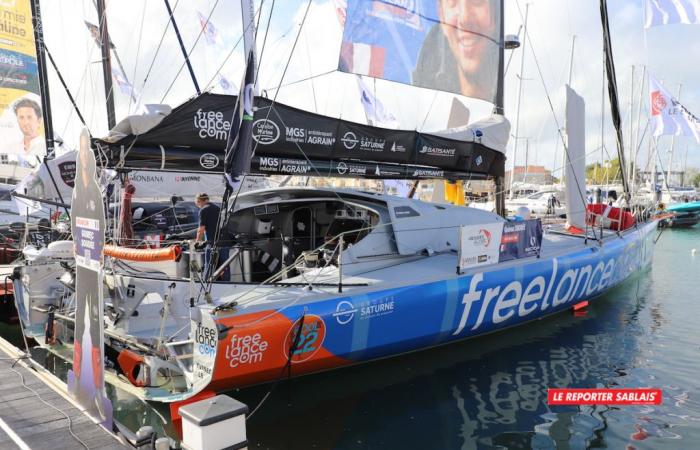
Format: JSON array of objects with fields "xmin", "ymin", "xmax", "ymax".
[
  {"xmin": 339, "ymin": 0, "xmax": 501, "ymax": 103},
  {"xmin": 0, "ymin": 0, "xmax": 46, "ymax": 169}
]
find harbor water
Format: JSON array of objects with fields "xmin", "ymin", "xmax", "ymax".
[{"xmin": 2, "ymin": 227, "xmax": 699, "ymax": 449}]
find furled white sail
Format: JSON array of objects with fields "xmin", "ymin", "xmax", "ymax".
[{"xmin": 564, "ymin": 85, "xmax": 586, "ymax": 230}]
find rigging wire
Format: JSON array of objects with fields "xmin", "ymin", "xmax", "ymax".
[
  {"xmin": 140, "ymin": 0, "xmax": 180, "ymax": 96},
  {"xmin": 515, "ymin": 1, "xmax": 592, "ymax": 234},
  {"xmin": 160, "ymin": 0, "xmax": 221, "ymax": 102},
  {"xmin": 128, "ymin": 0, "xmax": 148, "ymax": 114}
]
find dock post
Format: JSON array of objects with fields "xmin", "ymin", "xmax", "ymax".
[{"xmin": 179, "ymin": 395, "xmax": 249, "ymax": 450}]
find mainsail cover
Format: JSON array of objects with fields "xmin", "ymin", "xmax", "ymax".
[{"xmin": 93, "ymin": 93, "xmax": 506, "ymax": 179}]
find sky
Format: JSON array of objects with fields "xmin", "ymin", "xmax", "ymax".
[{"xmin": 37, "ymin": 0, "xmax": 700, "ymax": 179}]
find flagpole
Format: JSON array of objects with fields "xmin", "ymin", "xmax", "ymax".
[{"xmin": 667, "ymin": 83, "xmax": 682, "ymax": 187}]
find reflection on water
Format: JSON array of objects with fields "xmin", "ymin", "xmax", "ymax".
[{"xmin": 2, "ymin": 228, "xmax": 700, "ymax": 449}]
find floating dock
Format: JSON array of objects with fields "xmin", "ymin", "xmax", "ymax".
[{"xmin": 0, "ymin": 337, "xmax": 127, "ymax": 450}]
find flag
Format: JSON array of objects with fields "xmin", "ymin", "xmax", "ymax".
[
  {"xmin": 224, "ymin": 50, "xmax": 256, "ymax": 188},
  {"xmin": 84, "ymin": 21, "xmax": 116, "ymax": 49},
  {"xmin": 198, "ymin": 11, "xmax": 220, "ymax": 46},
  {"xmin": 645, "ymin": 0, "xmax": 700, "ymax": 28},
  {"xmin": 111, "ymin": 65, "xmax": 138, "ymax": 102},
  {"xmin": 356, "ymin": 76, "xmax": 398, "ymax": 127},
  {"xmin": 218, "ymin": 73, "xmax": 237, "ymax": 94},
  {"xmin": 649, "ymin": 75, "xmax": 700, "ymax": 142}
]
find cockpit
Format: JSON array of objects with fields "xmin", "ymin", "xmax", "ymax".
[{"xmin": 222, "ymin": 197, "xmax": 381, "ymax": 281}]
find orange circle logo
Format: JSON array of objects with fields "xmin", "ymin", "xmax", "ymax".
[{"xmin": 283, "ymin": 314, "xmax": 326, "ymax": 363}]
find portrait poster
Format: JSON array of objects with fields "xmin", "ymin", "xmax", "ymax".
[
  {"xmin": 339, "ymin": 0, "xmax": 501, "ymax": 102},
  {"xmin": 68, "ymin": 129, "xmax": 112, "ymax": 428},
  {"xmin": 0, "ymin": 0, "xmax": 46, "ymax": 169}
]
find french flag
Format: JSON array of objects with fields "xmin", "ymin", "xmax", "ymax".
[{"xmin": 340, "ymin": 42, "xmax": 386, "ymax": 78}]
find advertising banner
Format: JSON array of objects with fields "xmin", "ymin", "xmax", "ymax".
[
  {"xmin": 68, "ymin": 129, "xmax": 112, "ymax": 428},
  {"xmin": 339, "ymin": 0, "xmax": 501, "ymax": 102},
  {"xmin": 94, "ymin": 93, "xmax": 506, "ymax": 179},
  {"xmin": 458, "ymin": 222, "xmax": 503, "ymax": 271},
  {"xmin": 0, "ymin": 0, "xmax": 45, "ymax": 168},
  {"xmin": 498, "ymin": 219, "xmax": 543, "ymax": 262}
]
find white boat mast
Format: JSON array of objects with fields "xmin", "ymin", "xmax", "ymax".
[{"xmin": 510, "ymin": 2, "xmax": 529, "ymax": 199}]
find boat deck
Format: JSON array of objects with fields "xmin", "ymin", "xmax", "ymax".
[
  {"xmin": 0, "ymin": 339, "xmax": 127, "ymax": 450},
  {"xmin": 212, "ymin": 224, "xmax": 647, "ymax": 312}
]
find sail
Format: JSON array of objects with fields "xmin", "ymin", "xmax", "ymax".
[
  {"xmin": 0, "ymin": 0, "xmax": 49, "ymax": 168},
  {"xmin": 339, "ymin": 0, "xmax": 502, "ymax": 103},
  {"xmin": 564, "ymin": 85, "xmax": 586, "ymax": 231},
  {"xmin": 93, "ymin": 93, "xmax": 507, "ymax": 180}
]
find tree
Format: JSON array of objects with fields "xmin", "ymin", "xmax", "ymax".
[
  {"xmin": 585, "ymin": 158, "xmax": 622, "ymax": 185},
  {"xmin": 692, "ymin": 172, "xmax": 700, "ymax": 188}
]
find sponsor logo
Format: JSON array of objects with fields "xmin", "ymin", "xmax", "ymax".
[
  {"xmin": 194, "ymin": 109, "xmax": 231, "ymax": 140},
  {"xmin": 285, "ymin": 315, "xmax": 326, "ymax": 363},
  {"xmin": 333, "ymin": 300, "xmax": 357, "ymax": 324},
  {"xmin": 58, "ymin": 162, "xmax": 76, "ymax": 187},
  {"xmin": 258, "ymin": 157, "xmax": 310, "ymax": 174},
  {"xmin": 469, "ymin": 229, "xmax": 492, "ymax": 247},
  {"xmin": 390, "ymin": 142, "xmax": 406, "ymax": 153},
  {"xmin": 342, "ymin": 131, "xmax": 386, "ymax": 151},
  {"xmin": 283, "ymin": 127, "xmax": 335, "ymax": 146},
  {"xmin": 174, "ymin": 175, "xmax": 201, "ymax": 182},
  {"xmin": 475, "ymin": 155, "xmax": 484, "ymax": 166},
  {"xmin": 199, "ymin": 153, "xmax": 220, "ymax": 169},
  {"xmin": 651, "ymin": 90, "xmax": 666, "ymax": 116},
  {"xmin": 419, "ymin": 145, "xmax": 456, "ymax": 157},
  {"xmin": 453, "ymin": 244, "xmax": 643, "ymax": 335},
  {"xmin": 252, "ymin": 119, "xmax": 280, "ymax": 144},
  {"xmin": 336, "ymin": 161, "xmax": 367, "ymax": 175},
  {"xmin": 333, "ymin": 298, "xmax": 395, "ymax": 325},
  {"xmin": 412, "ymin": 168, "xmax": 444, "ymax": 177},
  {"xmin": 306, "ymin": 129, "xmax": 335, "ymax": 146},
  {"xmin": 224, "ymin": 332, "xmax": 269, "ymax": 368},
  {"xmin": 341, "ymin": 131, "xmax": 358, "ymax": 149},
  {"xmin": 194, "ymin": 323, "xmax": 217, "ymax": 359},
  {"xmin": 131, "ymin": 174, "xmax": 164, "ymax": 183}
]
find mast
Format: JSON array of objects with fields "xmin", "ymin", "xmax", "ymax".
[
  {"xmin": 596, "ymin": 65, "xmax": 605, "ymax": 184},
  {"xmin": 628, "ymin": 65, "xmax": 634, "ymax": 189},
  {"xmin": 509, "ymin": 2, "xmax": 529, "ymax": 199},
  {"xmin": 599, "ymin": 0, "xmax": 630, "ymax": 196},
  {"xmin": 494, "ymin": 0, "xmax": 506, "ymax": 216},
  {"xmin": 29, "ymin": 0, "xmax": 54, "ymax": 156},
  {"xmin": 96, "ymin": 0, "xmax": 116, "ymax": 129},
  {"xmin": 163, "ymin": 0, "xmax": 201, "ymax": 95}
]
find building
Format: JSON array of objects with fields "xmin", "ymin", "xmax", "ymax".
[{"xmin": 505, "ymin": 165, "xmax": 554, "ymax": 186}]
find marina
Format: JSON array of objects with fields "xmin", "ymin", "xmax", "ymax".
[{"xmin": 1, "ymin": 0, "xmax": 700, "ymax": 449}]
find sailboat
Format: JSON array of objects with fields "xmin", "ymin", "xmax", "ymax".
[{"xmin": 12, "ymin": 0, "xmax": 658, "ymax": 409}]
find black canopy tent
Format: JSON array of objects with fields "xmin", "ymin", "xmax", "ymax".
[{"xmin": 93, "ymin": 93, "xmax": 505, "ymax": 180}]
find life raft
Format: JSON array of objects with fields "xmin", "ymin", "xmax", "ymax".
[
  {"xmin": 104, "ymin": 244, "xmax": 182, "ymax": 262},
  {"xmin": 586, "ymin": 203, "xmax": 635, "ymax": 231}
]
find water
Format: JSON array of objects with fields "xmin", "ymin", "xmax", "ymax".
[
  {"xmin": 233, "ymin": 227, "xmax": 700, "ymax": 449},
  {"xmin": 2, "ymin": 228, "xmax": 699, "ymax": 449}
]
